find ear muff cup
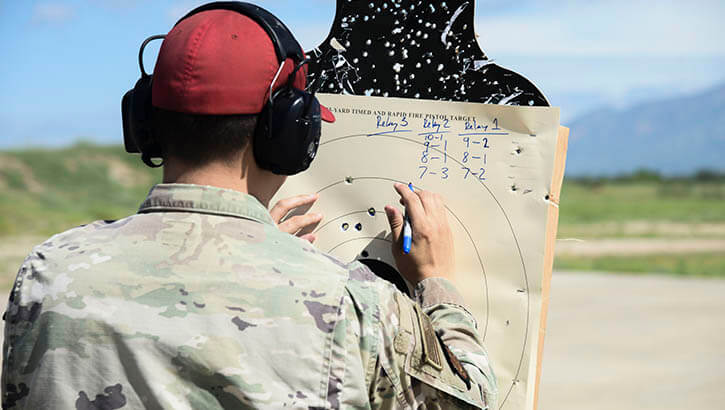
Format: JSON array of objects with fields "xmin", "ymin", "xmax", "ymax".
[
  {"xmin": 253, "ymin": 86, "xmax": 321, "ymax": 176},
  {"xmin": 121, "ymin": 75, "xmax": 163, "ymax": 168}
]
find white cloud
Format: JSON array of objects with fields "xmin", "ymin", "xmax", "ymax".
[
  {"xmin": 475, "ymin": 0, "xmax": 725, "ymax": 57},
  {"xmin": 32, "ymin": 2, "xmax": 75, "ymax": 25}
]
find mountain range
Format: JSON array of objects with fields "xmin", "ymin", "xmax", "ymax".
[{"xmin": 564, "ymin": 83, "xmax": 725, "ymax": 176}]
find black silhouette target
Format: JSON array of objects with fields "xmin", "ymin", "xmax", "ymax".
[
  {"xmin": 307, "ymin": 0, "xmax": 550, "ymax": 106},
  {"xmin": 301, "ymin": 134, "xmax": 531, "ymax": 408}
]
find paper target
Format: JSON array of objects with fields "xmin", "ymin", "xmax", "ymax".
[{"xmin": 274, "ymin": 94, "xmax": 560, "ymax": 409}]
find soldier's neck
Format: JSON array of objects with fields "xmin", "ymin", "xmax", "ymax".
[{"xmin": 161, "ymin": 148, "xmax": 285, "ymax": 208}]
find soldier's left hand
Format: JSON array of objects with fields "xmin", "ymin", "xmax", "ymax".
[{"xmin": 270, "ymin": 193, "xmax": 323, "ymax": 243}]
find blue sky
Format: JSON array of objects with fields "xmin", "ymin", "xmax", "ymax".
[{"xmin": 1, "ymin": 0, "xmax": 724, "ymax": 148}]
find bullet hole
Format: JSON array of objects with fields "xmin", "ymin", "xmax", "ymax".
[
  {"xmin": 231, "ymin": 34, "xmax": 238, "ymax": 40},
  {"xmin": 544, "ymin": 194, "xmax": 550, "ymax": 201},
  {"xmin": 342, "ymin": 223, "xmax": 350, "ymax": 231},
  {"xmin": 511, "ymin": 184, "xmax": 518, "ymax": 192},
  {"xmin": 345, "ymin": 176, "xmax": 354, "ymax": 184},
  {"xmin": 515, "ymin": 147, "xmax": 523, "ymax": 155},
  {"xmin": 355, "ymin": 223, "xmax": 363, "ymax": 231},
  {"xmin": 505, "ymin": 320, "xmax": 510, "ymax": 326},
  {"xmin": 368, "ymin": 207, "xmax": 376, "ymax": 216},
  {"xmin": 361, "ymin": 250, "xmax": 369, "ymax": 257}
]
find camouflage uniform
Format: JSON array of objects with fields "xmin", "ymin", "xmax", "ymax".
[{"xmin": 3, "ymin": 184, "xmax": 496, "ymax": 409}]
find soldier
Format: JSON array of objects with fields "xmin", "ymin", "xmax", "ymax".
[{"xmin": 2, "ymin": 2, "xmax": 496, "ymax": 409}]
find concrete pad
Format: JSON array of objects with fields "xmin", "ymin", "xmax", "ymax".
[
  {"xmin": 555, "ymin": 238, "xmax": 725, "ymax": 256},
  {"xmin": 538, "ymin": 272, "xmax": 725, "ymax": 410}
]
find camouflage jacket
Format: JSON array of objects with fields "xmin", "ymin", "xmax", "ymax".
[{"xmin": 3, "ymin": 184, "xmax": 496, "ymax": 409}]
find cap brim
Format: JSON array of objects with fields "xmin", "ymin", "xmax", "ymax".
[{"xmin": 320, "ymin": 104, "xmax": 335, "ymax": 123}]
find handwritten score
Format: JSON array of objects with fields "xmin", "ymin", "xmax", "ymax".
[
  {"xmin": 375, "ymin": 112, "xmax": 503, "ymax": 182},
  {"xmin": 274, "ymin": 94, "xmax": 561, "ymax": 410}
]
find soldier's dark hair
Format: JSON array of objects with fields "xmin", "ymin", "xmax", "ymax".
[{"xmin": 152, "ymin": 107, "xmax": 258, "ymax": 166}]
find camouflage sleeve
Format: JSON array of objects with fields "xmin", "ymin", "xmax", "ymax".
[
  {"xmin": 368, "ymin": 276, "xmax": 497, "ymax": 409},
  {"xmin": 1, "ymin": 254, "xmax": 36, "ymax": 409},
  {"xmin": 2, "ymin": 247, "xmax": 132, "ymax": 409},
  {"xmin": 414, "ymin": 278, "xmax": 498, "ymax": 407}
]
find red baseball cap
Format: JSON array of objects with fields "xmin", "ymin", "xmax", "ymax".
[{"xmin": 152, "ymin": 9, "xmax": 334, "ymax": 122}]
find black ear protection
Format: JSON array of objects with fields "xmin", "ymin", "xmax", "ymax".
[
  {"xmin": 121, "ymin": 1, "xmax": 323, "ymax": 175},
  {"xmin": 121, "ymin": 35, "xmax": 165, "ymax": 168},
  {"xmin": 254, "ymin": 58, "xmax": 322, "ymax": 175}
]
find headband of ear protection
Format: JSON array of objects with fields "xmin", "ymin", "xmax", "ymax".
[{"xmin": 121, "ymin": 1, "xmax": 323, "ymax": 175}]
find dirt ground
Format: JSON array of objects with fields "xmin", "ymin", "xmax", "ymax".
[
  {"xmin": 555, "ymin": 238, "xmax": 725, "ymax": 256},
  {"xmin": 538, "ymin": 272, "xmax": 725, "ymax": 410}
]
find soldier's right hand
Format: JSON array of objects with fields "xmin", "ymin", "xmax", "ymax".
[{"xmin": 384, "ymin": 183, "xmax": 455, "ymax": 285}]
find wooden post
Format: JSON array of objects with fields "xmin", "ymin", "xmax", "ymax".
[{"xmin": 533, "ymin": 126, "xmax": 569, "ymax": 410}]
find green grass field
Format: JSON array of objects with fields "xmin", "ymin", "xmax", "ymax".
[
  {"xmin": 555, "ymin": 252, "xmax": 725, "ymax": 278},
  {"xmin": 1, "ymin": 143, "xmax": 723, "ymax": 279},
  {"xmin": 558, "ymin": 178, "xmax": 725, "ymax": 239},
  {"xmin": 560, "ymin": 182, "xmax": 725, "ymax": 224},
  {"xmin": 0, "ymin": 143, "xmax": 161, "ymax": 237}
]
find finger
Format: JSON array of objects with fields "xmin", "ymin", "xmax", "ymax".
[
  {"xmin": 394, "ymin": 183, "xmax": 424, "ymax": 221},
  {"xmin": 278, "ymin": 213, "xmax": 323, "ymax": 235},
  {"xmin": 384, "ymin": 205, "xmax": 404, "ymax": 244},
  {"xmin": 417, "ymin": 190, "xmax": 439, "ymax": 215},
  {"xmin": 300, "ymin": 233, "xmax": 317, "ymax": 243},
  {"xmin": 270, "ymin": 193, "xmax": 318, "ymax": 223}
]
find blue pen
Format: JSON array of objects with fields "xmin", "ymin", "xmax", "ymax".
[{"xmin": 403, "ymin": 183, "xmax": 414, "ymax": 254}]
